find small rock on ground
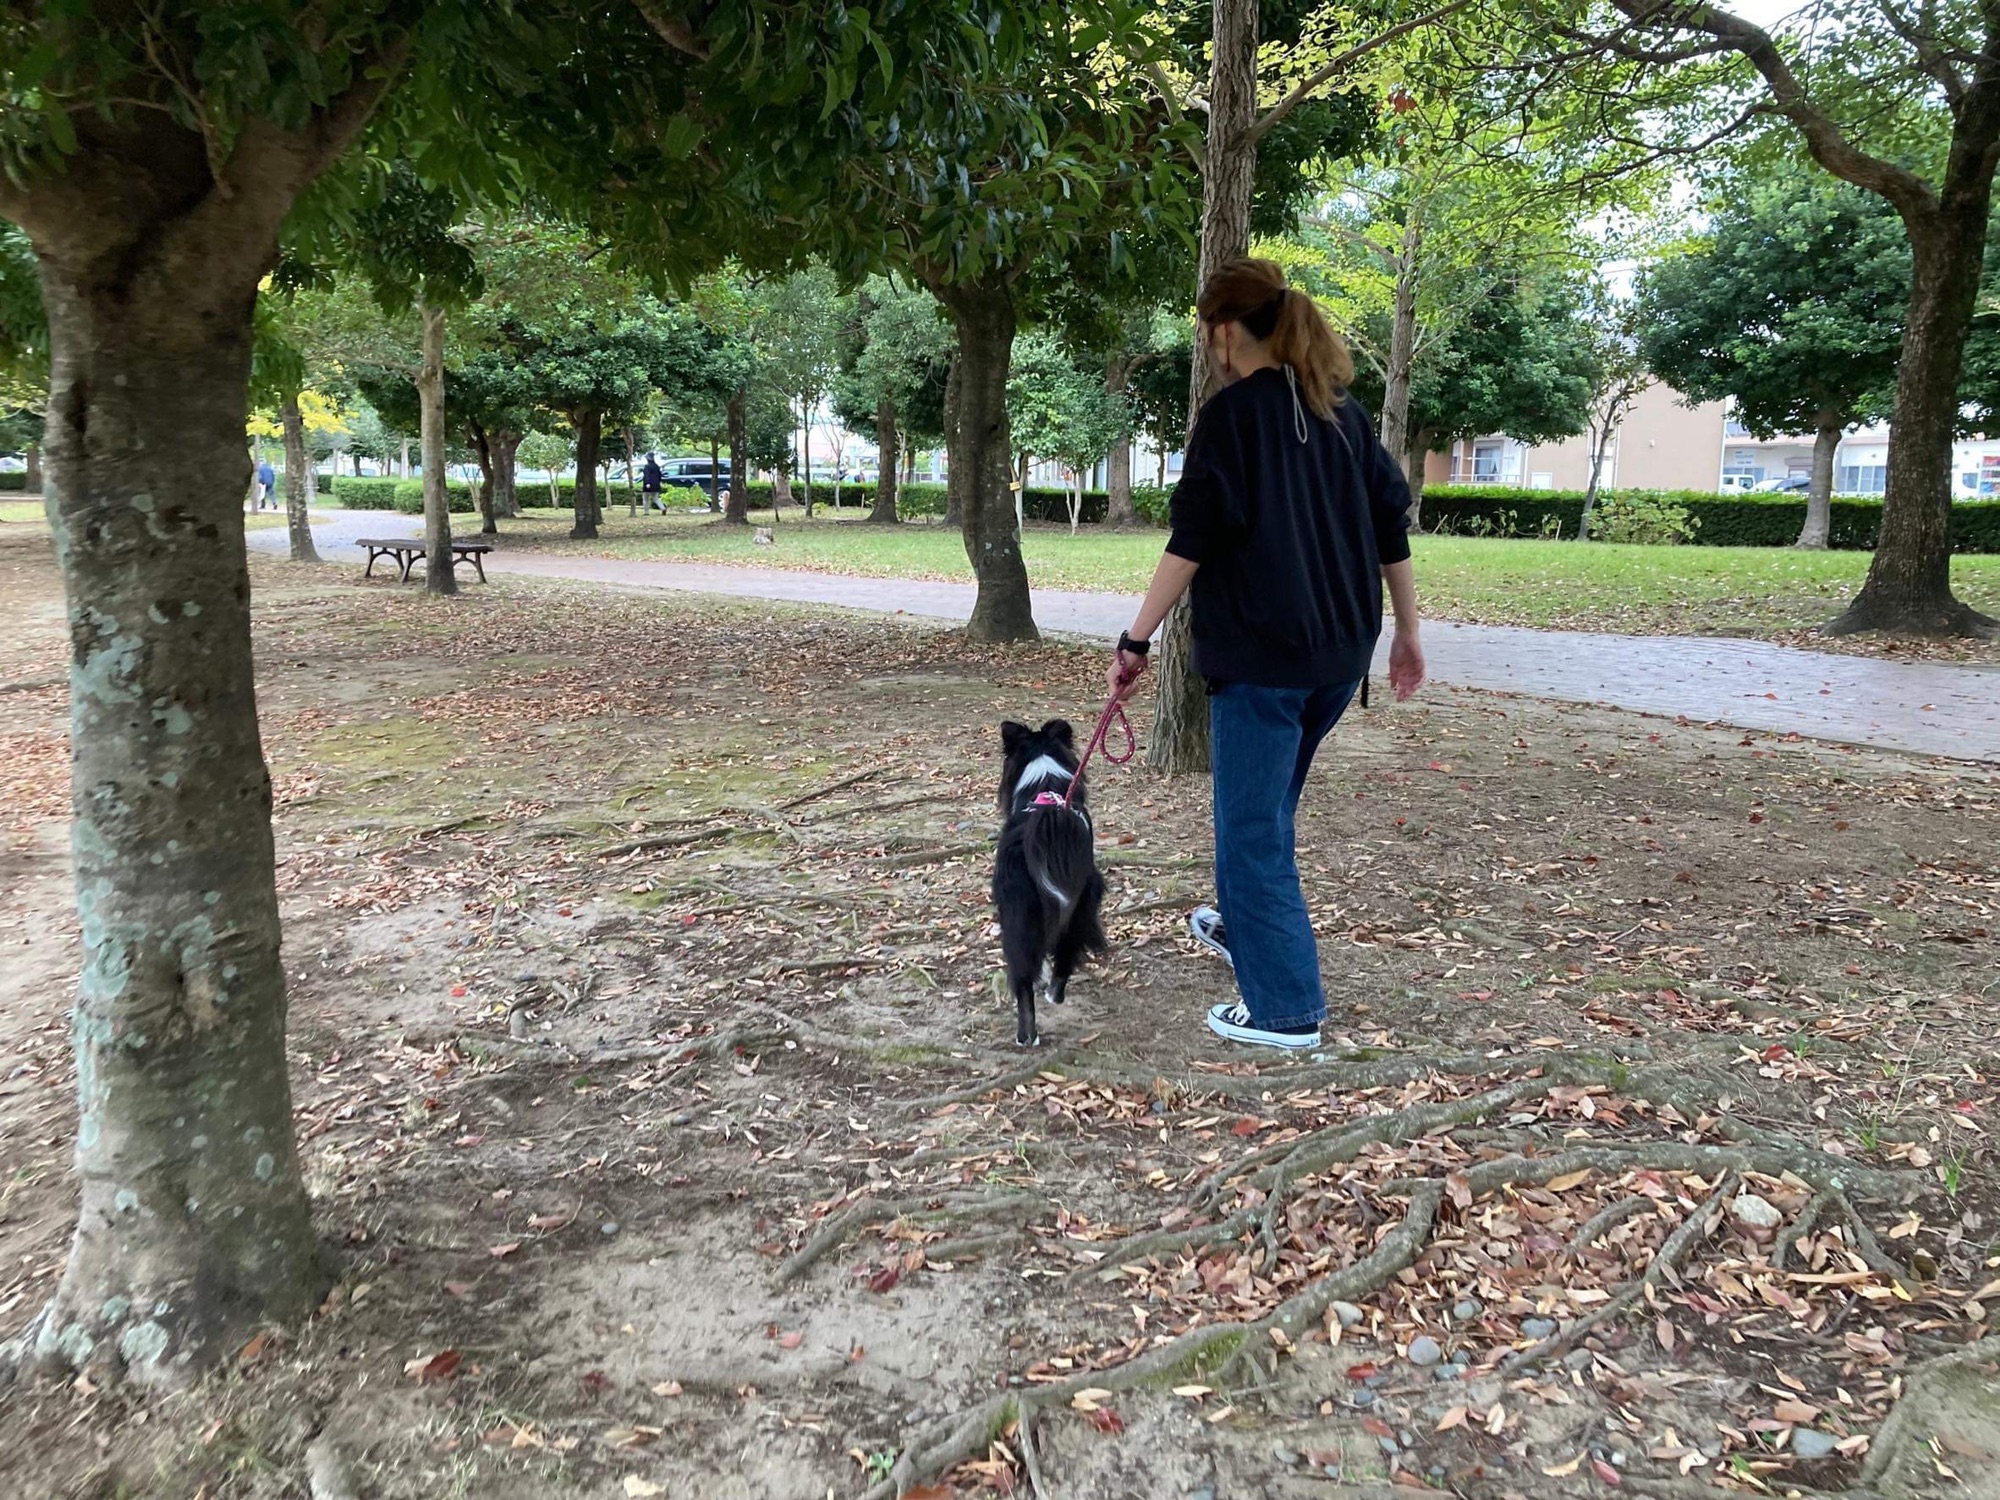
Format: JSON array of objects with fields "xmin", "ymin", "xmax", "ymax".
[
  {"xmin": 1791, "ymin": 1430, "xmax": 1840, "ymax": 1460},
  {"xmin": 1407, "ymin": 1335, "xmax": 1443, "ymax": 1367}
]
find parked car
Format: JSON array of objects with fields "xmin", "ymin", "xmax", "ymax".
[
  {"xmin": 1751, "ymin": 474, "xmax": 1812, "ymax": 493},
  {"xmin": 659, "ymin": 457, "xmax": 731, "ymax": 490}
]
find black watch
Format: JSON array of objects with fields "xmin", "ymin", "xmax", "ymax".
[{"xmin": 1118, "ymin": 632, "xmax": 1151, "ymax": 657}]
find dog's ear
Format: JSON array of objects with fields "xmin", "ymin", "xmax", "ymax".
[
  {"xmin": 1000, "ymin": 720, "xmax": 1032, "ymax": 753},
  {"xmin": 1042, "ymin": 718, "xmax": 1075, "ymax": 746}
]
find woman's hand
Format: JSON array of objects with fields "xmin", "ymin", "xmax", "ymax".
[
  {"xmin": 1388, "ymin": 627, "xmax": 1425, "ymax": 701},
  {"xmin": 1108, "ymin": 649, "xmax": 1147, "ymax": 703}
]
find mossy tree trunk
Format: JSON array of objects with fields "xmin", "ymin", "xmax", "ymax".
[
  {"xmin": 0, "ymin": 66, "xmax": 397, "ymax": 1386},
  {"xmin": 869, "ymin": 397, "xmax": 900, "ymax": 523},
  {"xmin": 936, "ymin": 275, "xmax": 1037, "ymax": 642}
]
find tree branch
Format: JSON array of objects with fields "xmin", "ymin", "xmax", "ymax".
[
  {"xmin": 1604, "ymin": 0, "xmax": 1939, "ymax": 218},
  {"xmin": 631, "ymin": 0, "xmax": 713, "ymax": 62},
  {"xmin": 1246, "ymin": 0, "xmax": 1473, "ymax": 150}
]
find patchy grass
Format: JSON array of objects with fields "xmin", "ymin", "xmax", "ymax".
[{"xmin": 484, "ymin": 505, "xmax": 2000, "ymax": 653}]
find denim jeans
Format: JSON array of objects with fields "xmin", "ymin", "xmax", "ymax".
[{"xmin": 1209, "ymin": 678, "xmax": 1361, "ymax": 1030}]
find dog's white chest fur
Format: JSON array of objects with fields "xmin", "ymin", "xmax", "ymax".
[{"xmin": 1013, "ymin": 754, "xmax": 1074, "ymax": 799}]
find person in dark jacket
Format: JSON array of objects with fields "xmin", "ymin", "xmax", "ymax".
[
  {"xmin": 255, "ymin": 457, "xmax": 275, "ymax": 510},
  {"xmin": 641, "ymin": 452, "xmax": 665, "ymax": 513},
  {"xmin": 1111, "ymin": 258, "xmax": 1425, "ymax": 1051}
]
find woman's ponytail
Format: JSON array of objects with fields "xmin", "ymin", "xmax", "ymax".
[{"xmin": 1196, "ymin": 257, "xmax": 1354, "ymax": 419}]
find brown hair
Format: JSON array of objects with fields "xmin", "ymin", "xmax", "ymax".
[{"xmin": 1196, "ymin": 257, "xmax": 1353, "ymax": 419}]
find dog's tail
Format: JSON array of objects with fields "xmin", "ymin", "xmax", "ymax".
[{"xmin": 1021, "ymin": 806, "xmax": 1093, "ymax": 935}]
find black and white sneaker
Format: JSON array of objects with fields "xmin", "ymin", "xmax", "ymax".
[
  {"xmin": 1205, "ymin": 1001, "xmax": 1320, "ymax": 1051},
  {"xmin": 1189, "ymin": 906, "xmax": 1233, "ymax": 968}
]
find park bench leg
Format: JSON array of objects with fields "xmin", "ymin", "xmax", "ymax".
[
  {"xmin": 471, "ymin": 552, "xmax": 487, "ymax": 582},
  {"xmin": 364, "ymin": 549, "xmax": 378, "ymax": 578},
  {"xmin": 399, "ymin": 551, "xmax": 416, "ymax": 583}
]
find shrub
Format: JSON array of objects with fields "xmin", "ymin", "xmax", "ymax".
[
  {"xmin": 391, "ymin": 478, "xmax": 475, "ymax": 514},
  {"xmin": 1131, "ymin": 483, "xmax": 1172, "ymax": 528},
  {"xmin": 1590, "ymin": 490, "xmax": 1697, "ymax": 546},
  {"xmin": 1418, "ymin": 484, "xmax": 2000, "ymax": 554},
  {"xmin": 0, "ymin": 470, "xmax": 29, "ymax": 491},
  {"xmin": 334, "ymin": 477, "xmax": 400, "ymax": 510}
]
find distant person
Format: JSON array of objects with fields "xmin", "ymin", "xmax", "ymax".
[
  {"xmin": 642, "ymin": 452, "xmax": 665, "ymax": 513},
  {"xmin": 256, "ymin": 457, "xmax": 275, "ymax": 510}
]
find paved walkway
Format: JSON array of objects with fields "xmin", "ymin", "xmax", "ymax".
[{"xmin": 256, "ymin": 510, "xmax": 2000, "ymax": 764}]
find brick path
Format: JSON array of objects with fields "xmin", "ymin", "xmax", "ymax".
[{"xmin": 257, "ymin": 511, "xmax": 2000, "ymax": 764}]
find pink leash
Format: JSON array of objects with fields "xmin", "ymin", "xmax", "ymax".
[{"xmin": 1035, "ymin": 666, "xmax": 1140, "ymax": 813}]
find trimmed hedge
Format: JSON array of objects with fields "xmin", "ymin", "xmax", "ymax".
[
  {"xmin": 1419, "ymin": 484, "xmax": 2000, "ymax": 554},
  {"xmin": 0, "ymin": 470, "xmax": 28, "ymax": 491}
]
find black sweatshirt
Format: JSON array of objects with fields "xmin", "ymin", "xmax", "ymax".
[{"xmin": 1166, "ymin": 367, "xmax": 1413, "ymax": 689}]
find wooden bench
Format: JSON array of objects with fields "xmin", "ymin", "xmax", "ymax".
[{"xmin": 357, "ymin": 537, "xmax": 492, "ymax": 583}]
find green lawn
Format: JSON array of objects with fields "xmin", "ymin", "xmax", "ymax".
[{"xmin": 487, "ymin": 505, "xmax": 2000, "ymax": 650}]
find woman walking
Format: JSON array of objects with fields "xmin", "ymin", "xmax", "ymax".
[{"xmin": 1112, "ymin": 259, "xmax": 1425, "ymax": 1050}]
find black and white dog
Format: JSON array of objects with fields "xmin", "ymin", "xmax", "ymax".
[{"xmin": 992, "ymin": 719, "xmax": 1107, "ymax": 1047}]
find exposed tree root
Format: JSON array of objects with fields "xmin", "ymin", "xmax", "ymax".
[
  {"xmin": 1192, "ymin": 1075, "xmax": 1549, "ymax": 1213},
  {"xmin": 860, "ymin": 1185, "xmax": 1442, "ymax": 1500},
  {"xmin": 1500, "ymin": 1174, "xmax": 1736, "ymax": 1374},
  {"xmin": 780, "ymin": 1189, "xmax": 1044, "ymax": 1285},
  {"xmin": 775, "ymin": 764, "xmax": 890, "ymax": 811},
  {"xmin": 1571, "ymin": 1194, "xmax": 1653, "ymax": 1251},
  {"xmin": 1856, "ymin": 1341, "xmax": 1999, "ymax": 1493},
  {"xmin": 1451, "ymin": 1135, "xmax": 1915, "ymax": 1203},
  {"xmin": 1774, "ymin": 1190, "xmax": 1832, "ymax": 1269},
  {"xmin": 1016, "ymin": 1404, "xmax": 1054, "ymax": 1500}
]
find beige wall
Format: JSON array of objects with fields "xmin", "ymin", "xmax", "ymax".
[{"xmin": 1425, "ymin": 384, "xmax": 1732, "ymax": 492}]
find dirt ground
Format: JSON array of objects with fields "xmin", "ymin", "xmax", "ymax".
[{"xmin": 1, "ymin": 522, "xmax": 1997, "ymax": 1500}]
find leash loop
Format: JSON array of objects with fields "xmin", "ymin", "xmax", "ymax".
[{"xmin": 1057, "ymin": 668, "xmax": 1140, "ymax": 812}]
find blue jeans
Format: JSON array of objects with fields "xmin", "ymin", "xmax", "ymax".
[{"xmin": 1210, "ymin": 679, "xmax": 1361, "ymax": 1030}]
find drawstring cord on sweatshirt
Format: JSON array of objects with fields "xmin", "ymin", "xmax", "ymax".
[{"xmin": 1283, "ymin": 364, "xmax": 1309, "ymax": 444}]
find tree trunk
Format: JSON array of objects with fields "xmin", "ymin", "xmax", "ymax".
[
  {"xmin": 869, "ymin": 398, "xmax": 900, "ymax": 523},
  {"xmin": 398, "ymin": 435, "xmax": 410, "ymax": 479},
  {"xmin": 1404, "ymin": 423, "xmax": 1431, "ymax": 527},
  {"xmin": 278, "ymin": 398, "xmax": 321, "ymax": 563},
  {"xmin": 18, "ymin": 209, "xmax": 322, "ymax": 1387},
  {"xmin": 936, "ymin": 276, "xmax": 1037, "ymax": 642},
  {"xmin": 1380, "ymin": 217, "xmax": 1422, "ymax": 496},
  {"xmin": 774, "ymin": 467, "xmax": 793, "ymax": 509},
  {"xmin": 1153, "ymin": 0, "xmax": 1260, "ymax": 775},
  {"xmin": 708, "ymin": 434, "xmax": 722, "ymax": 513},
  {"xmin": 1828, "ymin": 211, "xmax": 1996, "ymax": 633},
  {"xmin": 1156, "ymin": 429, "xmax": 1169, "ymax": 488},
  {"xmin": 1104, "ymin": 354, "xmax": 1137, "ymax": 528},
  {"xmin": 417, "ymin": 305, "xmax": 456, "ymax": 594},
  {"xmin": 491, "ymin": 431, "xmax": 520, "ymax": 519},
  {"xmin": 943, "ymin": 353, "xmax": 966, "ymax": 529},
  {"xmin": 23, "ymin": 440, "xmax": 41, "ymax": 494},
  {"xmin": 726, "ymin": 390, "xmax": 750, "ymax": 523},
  {"xmin": 1797, "ymin": 411, "xmax": 1841, "ymax": 550},
  {"xmin": 470, "ymin": 422, "xmax": 498, "ymax": 535},
  {"xmin": 570, "ymin": 410, "xmax": 602, "ymax": 539},
  {"xmin": 800, "ymin": 401, "xmax": 815, "ymax": 518},
  {"xmin": 1578, "ymin": 425, "xmax": 1613, "ymax": 542}
]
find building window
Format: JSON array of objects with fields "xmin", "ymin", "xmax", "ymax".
[{"xmin": 1836, "ymin": 464, "xmax": 1886, "ymax": 495}]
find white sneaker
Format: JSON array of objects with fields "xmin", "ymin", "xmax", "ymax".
[
  {"xmin": 1206, "ymin": 1001, "xmax": 1320, "ymax": 1051},
  {"xmin": 1189, "ymin": 906, "xmax": 1234, "ymax": 968}
]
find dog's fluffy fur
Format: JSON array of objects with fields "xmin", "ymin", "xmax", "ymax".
[{"xmin": 992, "ymin": 719, "xmax": 1107, "ymax": 1047}]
